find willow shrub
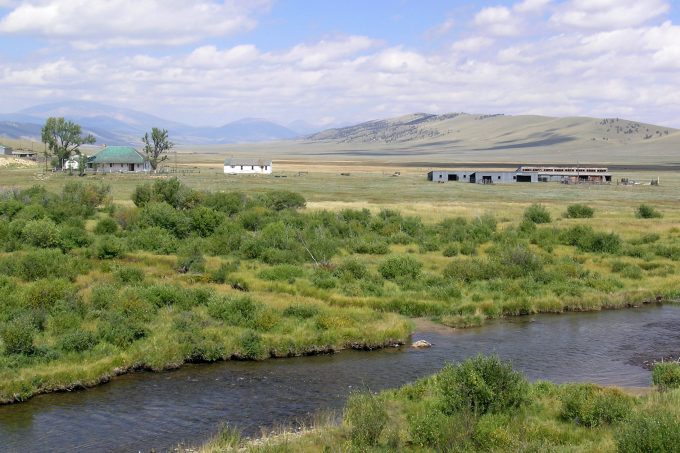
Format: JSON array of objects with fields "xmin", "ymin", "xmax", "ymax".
[
  {"xmin": 344, "ymin": 391, "xmax": 388, "ymax": 447},
  {"xmin": 616, "ymin": 409, "xmax": 680, "ymax": 453},
  {"xmin": 560, "ymin": 383, "xmax": 635, "ymax": 427},
  {"xmin": 565, "ymin": 203, "xmax": 595, "ymax": 218},
  {"xmin": 437, "ymin": 355, "xmax": 529, "ymax": 416},
  {"xmin": 652, "ymin": 362, "xmax": 680, "ymax": 391}
]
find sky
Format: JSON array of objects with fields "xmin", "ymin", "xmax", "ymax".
[{"xmin": 1, "ymin": 0, "xmax": 680, "ymax": 128}]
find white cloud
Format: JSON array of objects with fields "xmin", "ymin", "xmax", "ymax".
[
  {"xmin": 1, "ymin": 3, "xmax": 680, "ymax": 127},
  {"xmin": 551, "ymin": 0, "xmax": 670, "ymax": 30},
  {"xmin": 0, "ymin": 0, "xmax": 269, "ymax": 47},
  {"xmin": 425, "ymin": 18, "xmax": 455, "ymax": 38},
  {"xmin": 474, "ymin": 6, "xmax": 521, "ymax": 36},
  {"xmin": 514, "ymin": 0, "xmax": 551, "ymax": 14}
]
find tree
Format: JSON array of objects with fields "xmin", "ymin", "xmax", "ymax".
[
  {"xmin": 142, "ymin": 127, "xmax": 173, "ymax": 172},
  {"xmin": 41, "ymin": 117, "xmax": 96, "ymax": 170}
]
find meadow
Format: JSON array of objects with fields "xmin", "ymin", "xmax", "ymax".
[
  {"xmin": 199, "ymin": 356, "xmax": 680, "ymax": 452},
  {"xmin": 0, "ymin": 159, "xmax": 678, "ymax": 405}
]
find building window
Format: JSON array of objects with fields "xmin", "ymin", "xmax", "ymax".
[
  {"xmin": 109, "ymin": 163, "xmax": 113, "ymax": 168},
  {"xmin": 251, "ymin": 166, "xmax": 254, "ymax": 170},
  {"xmin": 498, "ymin": 176, "xmax": 501, "ymax": 180},
  {"xmin": 240, "ymin": 166, "xmax": 243, "ymax": 170}
]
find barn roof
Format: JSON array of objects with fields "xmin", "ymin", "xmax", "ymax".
[
  {"xmin": 224, "ymin": 158, "xmax": 272, "ymax": 166},
  {"xmin": 88, "ymin": 146, "xmax": 146, "ymax": 164}
]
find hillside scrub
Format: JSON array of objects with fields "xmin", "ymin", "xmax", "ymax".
[
  {"xmin": 0, "ymin": 179, "xmax": 678, "ymax": 403},
  {"xmin": 199, "ymin": 357, "xmax": 680, "ymax": 453}
]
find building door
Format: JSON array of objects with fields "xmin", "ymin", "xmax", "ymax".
[
  {"xmin": 516, "ymin": 175, "xmax": 532, "ymax": 182},
  {"xmin": 128, "ymin": 164, "xmax": 135, "ymax": 171},
  {"xmin": 482, "ymin": 175, "xmax": 492, "ymax": 184},
  {"xmin": 448, "ymin": 174, "xmax": 458, "ymax": 181}
]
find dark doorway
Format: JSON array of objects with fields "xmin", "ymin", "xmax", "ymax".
[
  {"xmin": 482, "ymin": 175, "xmax": 492, "ymax": 184},
  {"xmin": 516, "ymin": 175, "xmax": 532, "ymax": 182},
  {"xmin": 128, "ymin": 164, "xmax": 135, "ymax": 171},
  {"xmin": 448, "ymin": 174, "xmax": 458, "ymax": 181}
]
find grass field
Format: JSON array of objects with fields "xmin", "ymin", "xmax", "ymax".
[{"xmin": 0, "ymin": 160, "xmax": 678, "ymax": 405}]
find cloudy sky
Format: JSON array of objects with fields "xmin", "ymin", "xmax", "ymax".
[{"xmin": 1, "ymin": 0, "xmax": 679, "ymax": 127}]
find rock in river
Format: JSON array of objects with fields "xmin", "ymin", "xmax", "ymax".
[{"xmin": 411, "ymin": 340, "xmax": 432, "ymax": 348}]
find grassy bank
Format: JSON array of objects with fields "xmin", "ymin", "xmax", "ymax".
[
  {"xmin": 198, "ymin": 358, "xmax": 680, "ymax": 452},
  {"xmin": 0, "ymin": 174, "xmax": 678, "ymax": 404}
]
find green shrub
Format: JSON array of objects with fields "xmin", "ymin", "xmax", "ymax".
[
  {"xmin": 114, "ymin": 266, "xmax": 145, "ymax": 284},
  {"xmin": 282, "ymin": 304, "xmax": 320, "ymax": 319},
  {"xmin": 350, "ymin": 237, "xmax": 389, "ymax": 255},
  {"xmin": 616, "ymin": 409, "xmax": 680, "ymax": 453},
  {"xmin": 98, "ymin": 313, "xmax": 147, "ymax": 347},
  {"xmin": 94, "ymin": 217, "xmax": 119, "ymax": 234},
  {"xmin": 0, "ymin": 249, "xmax": 80, "ymax": 281},
  {"xmin": 210, "ymin": 260, "xmax": 239, "ymax": 284},
  {"xmin": 93, "ymin": 235, "xmax": 126, "ymax": 259},
  {"xmin": 636, "ymin": 204, "xmax": 663, "ymax": 219},
  {"xmin": 58, "ymin": 330, "xmax": 97, "ymax": 353},
  {"xmin": 126, "ymin": 226, "xmax": 178, "ymax": 254},
  {"xmin": 565, "ymin": 204, "xmax": 594, "ymax": 218},
  {"xmin": 189, "ymin": 206, "xmax": 225, "ymax": 237},
  {"xmin": 257, "ymin": 264, "xmax": 304, "ymax": 281},
  {"xmin": 310, "ymin": 268, "xmax": 336, "ymax": 289},
  {"xmin": 238, "ymin": 330, "xmax": 266, "ymax": 359},
  {"xmin": 22, "ymin": 218, "xmax": 61, "ymax": 248},
  {"xmin": 207, "ymin": 295, "xmax": 262, "ymax": 327},
  {"xmin": 256, "ymin": 191, "xmax": 306, "ymax": 211},
  {"xmin": 442, "ymin": 244, "xmax": 459, "ymax": 257},
  {"xmin": 378, "ymin": 255, "xmax": 422, "ymax": 280},
  {"xmin": 652, "ymin": 362, "xmax": 680, "ymax": 391},
  {"xmin": 22, "ymin": 278, "xmax": 74, "ymax": 310},
  {"xmin": 176, "ymin": 241, "xmax": 206, "ymax": 273},
  {"xmin": 1, "ymin": 318, "xmax": 35, "ymax": 355},
  {"xmin": 344, "ymin": 391, "xmax": 388, "ymax": 447},
  {"xmin": 334, "ymin": 258, "xmax": 368, "ymax": 280},
  {"xmin": 560, "ymin": 383, "xmax": 635, "ymax": 427},
  {"xmin": 407, "ymin": 404, "xmax": 461, "ymax": 449},
  {"xmin": 437, "ymin": 355, "xmax": 529, "ymax": 416},
  {"xmin": 524, "ymin": 204, "xmax": 551, "ymax": 224},
  {"xmin": 443, "ymin": 258, "xmax": 499, "ymax": 283}
]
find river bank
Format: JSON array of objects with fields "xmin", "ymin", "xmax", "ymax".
[{"xmin": 1, "ymin": 305, "xmax": 678, "ymax": 452}]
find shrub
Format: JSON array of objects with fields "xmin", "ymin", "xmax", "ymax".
[
  {"xmin": 22, "ymin": 218, "xmax": 61, "ymax": 248},
  {"xmin": 560, "ymin": 383, "xmax": 635, "ymax": 427},
  {"xmin": 126, "ymin": 226, "xmax": 178, "ymax": 254},
  {"xmin": 176, "ymin": 241, "xmax": 206, "ymax": 274},
  {"xmin": 437, "ymin": 355, "xmax": 529, "ymax": 416},
  {"xmin": 1, "ymin": 249, "xmax": 80, "ymax": 281},
  {"xmin": 207, "ymin": 295, "xmax": 262, "ymax": 327},
  {"xmin": 114, "ymin": 266, "xmax": 145, "ymax": 284},
  {"xmin": 334, "ymin": 258, "xmax": 369, "ymax": 280},
  {"xmin": 238, "ymin": 330, "xmax": 266, "ymax": 359},
  {"xmin": 256, "ymin": 191, "xmax": 306, "ymax": 211},
  {"xmin": 58, "ymin": 330, "xmax": 97, "ymax": 353},
  {"xmin": 94, "ymin": 217, "xmax": 119, "ymax": 235},
  {"xmin": 344, "ymin": 391, "xmax": 388, "ymax": 447},
  {"xmin": 443, "ymin": 258, "xmax": 499, "ymax": 283},
  {"xmin": 652, "ymin": 362, "xmax": 680, "ymax": 391},
  {"xmin": 1, "ymin": 318, "xmax": 35, "ymax": 355},
  {"xmin": 523, "ymin": 204, "xmax": 551, "ymax": 224},
  {"xmin": 282, "ymin": 304, "xmax": 320, "ymax": 319},
  {"xmin": 565, "ymin": 203, "xmax": 594, "ymax": 218},
  {"xmin": 636, "ymin": 204, "xmax": 662, "ymax": 219},
  {"xmin": 442, "ymin": 244, "xmax": 459, "ymax": 257},
  {"xmin": 378, "ymin": 255, "xmax": 422, "ymax": 280},
  {"xmin": 616, "ymin": 410, "xmax": 680, "ymax": 453},
  {"xmin": 257, "ymin": 264, "xmax": 304, "ymax": 281},
  {"xmin": 98, "ymin": 313, "xmax": 147, "ymax": 347},
  {"xmin": 210, "ymin": 260, "xmax": 239, "ymax": 284},
  {"xmin": 408, "ymin": 404, "xmax": 462, "ymax": 449},
  {"xmin": 189, "ymin": 206, "xmax": 225, "ymax": 237},
  {"xmin": 93, "ymin": 235, "xmax": 126, "ymax": 259}
]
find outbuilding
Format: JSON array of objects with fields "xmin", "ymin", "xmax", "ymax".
[
  {"xmin": 87, "ymin": 146, "xmax": 150, "ymax": 173},
  {"xmin": 224, "ymin": 158, "xmax": 272, "ymax": 175}
]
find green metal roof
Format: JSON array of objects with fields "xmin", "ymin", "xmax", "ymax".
[{"xmin": 88, "ymin": 146, "xmax": 145, "ymax": 164}]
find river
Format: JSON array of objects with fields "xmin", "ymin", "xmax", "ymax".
[{"xmin": 1, "ymin": 305, "xmax": 678, "ymax": 452}]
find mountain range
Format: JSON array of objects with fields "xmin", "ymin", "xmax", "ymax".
[
  {"xmin": 1, "ymin": 102, "xmax": 678, "ymax": 154},
  {"xmin": 0, "ymin": 101, "xmax": 307, "ymax": 145}
]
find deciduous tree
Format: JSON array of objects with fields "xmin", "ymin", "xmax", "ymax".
[
  {"xmin": 142, "ymin": 128, "xmax": 173, "ymax": 172},
  {"xmin": 41, "ymin": 117, "xmax": 95, "ymax": 170}
]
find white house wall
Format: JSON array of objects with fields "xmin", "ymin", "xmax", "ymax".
[
  {"xmin": 224, "ymin": 165, "xmax": 272, "ymax": 174},
  {"xmin": 93, "ymin": 163, "xmax": 149, "ymax": 173}
]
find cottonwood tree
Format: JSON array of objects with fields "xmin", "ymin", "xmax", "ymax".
[
  {"xmin": 41, "ymin": 117, "xmax": 96, "ymax": 170},
  {"xmin": 142, "ymin": 127, "xmax": 173, "ymax": 172}
]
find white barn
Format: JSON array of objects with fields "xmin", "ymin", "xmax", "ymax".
[{"xmin": 224, "ymin": 158, "xmax": 272, "ymax": 175}]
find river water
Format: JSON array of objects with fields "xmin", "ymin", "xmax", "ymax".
[{"xmin": 1, "ymin": 305, "xmax": 678, "ymax": 452}]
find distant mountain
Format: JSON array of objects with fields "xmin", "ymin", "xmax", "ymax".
[
  {"xmin": 0, "ymin": 101, "xmax": 299, "ymax": 145},
  {"xmin": 306, "ymin": 112, "xmax": 679, "ymax": 149}
]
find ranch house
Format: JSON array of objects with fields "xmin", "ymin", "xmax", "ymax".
[
  {"xmin": 224, "ymin": 158, "xmax": 272, "ymax": 175},
  {"xmin": 87, "ymin": 146, "xmax": 150, "ymax": 173}
]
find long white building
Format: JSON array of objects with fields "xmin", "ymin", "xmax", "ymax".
[{"xmin": 224, "ymin": 158, "xmax": 272, "ymax": 175}]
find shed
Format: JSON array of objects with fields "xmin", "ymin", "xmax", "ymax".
[
  {"xmin": 87, "ymin": 146, "xmax": 149, "ymax": 173},
  {"xmin": 224, "ymin": 158, "xmax": 272, "ymax": 175}
]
